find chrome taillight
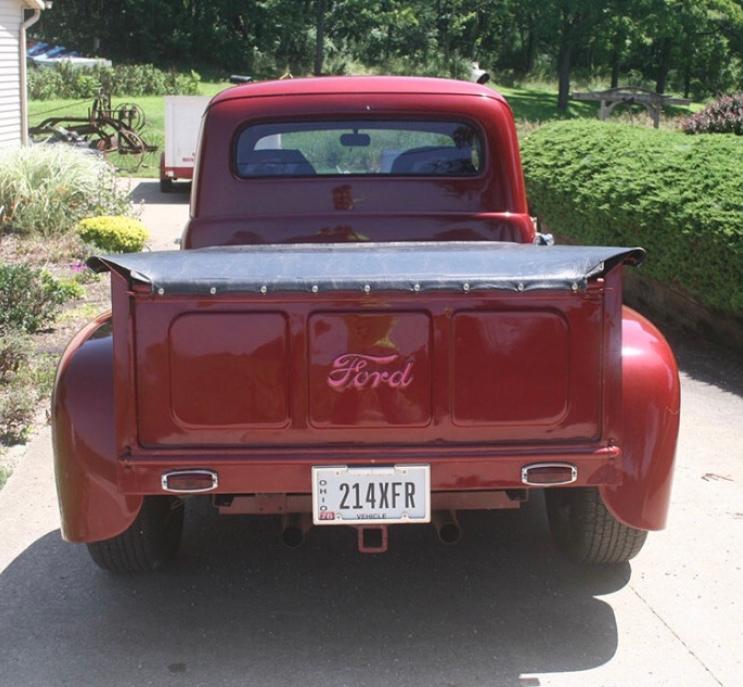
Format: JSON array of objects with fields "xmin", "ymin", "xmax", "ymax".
[
  {"xmin": 161, "ymin": 469, "xmax": 218, "ymax": 493},
  {"xmin": 521, "ymin": 463, "xmax": 577, "ymax": 486}
]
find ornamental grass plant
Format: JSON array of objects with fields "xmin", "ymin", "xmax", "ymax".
[{"xmin": 0, "ymin": 144, "xmax": 133, "ymax": 237}]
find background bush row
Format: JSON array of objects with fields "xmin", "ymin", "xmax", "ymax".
[
  {"xmin": 28, "ymin": 63, "xmax": 201, "ymax": 100},
  {"xmin": 520, "ymin": 120, "xmax": 743, "ymax": 314}
]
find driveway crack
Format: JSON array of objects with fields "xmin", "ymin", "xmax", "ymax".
[{"xmin": 629, "ymin": 584, "xmax": 724, "ymax": 686}]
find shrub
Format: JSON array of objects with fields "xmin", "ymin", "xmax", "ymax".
[
  {"xmin": 682, "ymin": 93, "xmax": 743, "ymax": 135},
  {"xmin": 0, "ymin": 331, "xmax": 30, "ymax": 383},
  {"xmin": 28, "ymin": 62, "xmax": 201, "ymax": 100},
  {"xmin": 0, "ymin": 382, "xmax": 36, "ymax": 444},
  {"xmin": 0, "ymin": 263, "xmax": 83, "ymax": 333},
  {"xmin": 521, "ymin": 120, "xmax": 743, "ymax": 314},
  {"xmin": 23, "ymin": 352, "xmax": 59, "ymax": 399},
  {"xmin": 0, "ymin": 144, "xmax": 133, "ymax": 237},
  {"xmin": 77, "ymin": 215, "xmax": 148, "ymax": 253},
  {"xmin": 0, "ymin": 347, "xmax": 58, "ymax": 447}
]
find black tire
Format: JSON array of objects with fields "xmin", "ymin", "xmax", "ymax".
[
  {"xmin": 87, "ymin": 496, "xmax": 184, "ymax": 573},
  {"xmin": 545, "ymin": 487, "xmax": 647, "ymax": 564},
  {"xmin": 160, "ymin": 175, "xmax": 174, "ymax": 193}
]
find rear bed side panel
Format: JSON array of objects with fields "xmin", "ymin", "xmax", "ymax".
[
  {"xmin": 52, "ymin": 314, "xmax": 143, "ymax": 543},
  {"xmin": 600, "ymin": 306, "xmax": 681, "ymax": 531}
]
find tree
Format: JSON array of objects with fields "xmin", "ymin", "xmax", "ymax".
[
  {"xmin": 545, "ymin": 0, "xmax": 610, "ymax": 110},
  {"xmin": 32, "ymin": 0, "xmax": 743, "ymax": 98}
]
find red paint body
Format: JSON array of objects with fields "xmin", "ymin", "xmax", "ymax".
[{"xmin": 52, "ymin": 77, "xmax": 679, "ymax": 543}]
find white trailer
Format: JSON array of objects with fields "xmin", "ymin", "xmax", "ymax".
[{"xmin": 160, "ymin": 96, "xmax": 210, "ymax": 192}]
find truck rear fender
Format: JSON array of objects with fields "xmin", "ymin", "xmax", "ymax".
[
  {"xmin": 52, "ymin": 313, "xmax": 143, "ymax": 543},
  {"xmin": 600, "ymin": 307, "xmax": 680, "ymax": 531}
]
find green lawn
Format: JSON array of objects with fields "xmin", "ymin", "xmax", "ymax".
[
  {"xmin": 496, "ymin": 83, "xmax": 598, "ymax": 121},
  {"xmin": 29, "ymin": 80, "xmax": 701, "ymax": 178}
]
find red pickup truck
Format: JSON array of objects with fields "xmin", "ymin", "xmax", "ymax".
[{"xmin": 52, "ymin": 76, "xmax": 680, "ymax": 572}]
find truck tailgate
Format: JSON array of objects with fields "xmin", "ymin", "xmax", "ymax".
[{"xmin": 89, "ymin": 242, "xmax": 642, "ymax": 453}]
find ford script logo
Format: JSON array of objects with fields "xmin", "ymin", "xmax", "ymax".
[{"xmin": 327, "ymin": 353, "xmax": 414, "ymax": 391}]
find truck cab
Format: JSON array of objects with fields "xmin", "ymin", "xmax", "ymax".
[{"xmin": 183, "ymin": 77, "xmax": 534, "ymax": 248}]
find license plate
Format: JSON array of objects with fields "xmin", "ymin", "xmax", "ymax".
[{"xmin": 312, "ymin": 465, "xmax": 430, "ymax": 525}]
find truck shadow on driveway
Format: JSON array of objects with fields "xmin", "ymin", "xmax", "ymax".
[
  {"xmin": 0, "ymin": 497, "xmax": 628, "ymax": 687},
  {"xmin": 666, "ymin": 329, "xmax": 743, "ymax": 399},
  {"xmin": 129, "ymin": 179, "xmax": 191, "ymax": 205}
]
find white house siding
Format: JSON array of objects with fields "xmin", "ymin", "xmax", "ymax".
[{"xmin": 0, "ymin": 0, "xmax": 22, "ymax": 149}]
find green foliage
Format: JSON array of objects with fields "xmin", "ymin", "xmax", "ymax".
[
  {"xmin": 521, "ymin": 120, "xmax": 743, "ymax": 314},
  {"xmin": 0, "ymin": 145, "xmax": 132, "ymax": 237},
  {"xmin": 31, "ymin": 0, "xmax": 743, "ymax": 102},
  {"xmin": 77, "ymin": 216, "xmax": 148, "ymax": 253},
  {"xmin": 28, "ymin": 62, "xmax": 201, "ymax": 100},
  {"xmin": 0, "ymin": 264, "xmax": 83, "ymax": 334}
]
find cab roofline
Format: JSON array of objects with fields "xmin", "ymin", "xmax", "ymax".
[{"xmin": 208, "ymin": 75, "xmax": 507, "ymax": 108}]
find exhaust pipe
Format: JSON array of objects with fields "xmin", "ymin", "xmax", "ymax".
[
  {"xmin": 281, "ymin": 513, "xmax": 311, "ymax": 548},
  {"xmin": 432, "ymin": 510, "xmax": 461, "ymax": 544}
]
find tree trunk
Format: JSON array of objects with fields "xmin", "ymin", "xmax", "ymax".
[
  {"xmin": 314, "ymin": 0, "xmax": 326, "ymax": 76},
  {"xmin": 610, "ymin": 50, "xmax": 620, "ymax": 88},
  {"xmin": 681, "ymin": 34, "xmax": 693, "ymax": 99},
  {"xmin": 524, "ymin": 27, "xmax": 536, "ymax": 74},
  {"xmin": 557, "ymin": 42, "xmax": 573, "ymax": 111},
  {"xmin": 655, "ymin": 38, "xmax": 672, "ymax": 94}
]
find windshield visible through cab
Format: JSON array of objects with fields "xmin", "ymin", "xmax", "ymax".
[{"xmin": 235, "ymin": 119, "xmax": 483, "ymax": 178}]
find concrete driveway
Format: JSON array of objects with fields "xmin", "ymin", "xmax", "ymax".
[
  {"xmin": 129, "ymin": 177, "xmax": 192, "ymax": 250},
  {"xmin": 0, "ymin": 183, "xmax": 741, "ymax": 687}
]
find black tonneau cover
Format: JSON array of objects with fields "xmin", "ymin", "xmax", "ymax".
[{"xmin": 87, "ymin": 241, "xmax": 644, "ymax": 296}]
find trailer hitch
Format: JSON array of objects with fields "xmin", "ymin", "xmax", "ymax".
[{"xmin": 356, "ymin": 525, "xmax": 388, "ymax": 554}]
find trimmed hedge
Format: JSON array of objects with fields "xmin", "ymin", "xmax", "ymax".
[
  {"xmin": 521, "ymin": 120, "xmax": 743, "ymax": 314},
  {"xmin": 77, "ymin": 216, "xmax": 148, "ymax": 253}
]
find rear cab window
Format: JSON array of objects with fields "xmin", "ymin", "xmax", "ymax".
[{"xmin": 235, "ymin": 119, "xmax": 483, "ymax": 178}]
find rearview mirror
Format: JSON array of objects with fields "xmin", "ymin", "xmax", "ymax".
[{"xmin": 340, "ymin": 132, "xmax": 371, "ymax": 147}]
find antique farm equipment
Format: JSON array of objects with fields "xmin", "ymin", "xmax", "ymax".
[{"xmin": 28, "ymin": 91, "xmax": 157, "ymax": 171}]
